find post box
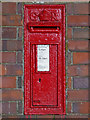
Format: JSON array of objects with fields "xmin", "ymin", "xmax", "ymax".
[{"xmin": 24, "ymin": 4, "xmax": 65, "ymax": 115}]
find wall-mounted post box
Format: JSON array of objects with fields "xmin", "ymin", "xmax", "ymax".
[{"xmin": 24, "ymin": 5, "xmax": 65, "ymax": 115}]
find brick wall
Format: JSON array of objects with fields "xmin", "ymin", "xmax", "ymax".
[{"xmin": 1, "ymin": 2, "xmax": 90, "ymax": 119}]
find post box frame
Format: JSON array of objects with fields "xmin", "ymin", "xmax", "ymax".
[{"xmin": 24, "ymin": 4, "xmax": 66, "ymax": 115}]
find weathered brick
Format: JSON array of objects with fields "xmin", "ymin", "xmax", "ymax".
[
  {"xmin": 68, "ymin": 15, "xmax": 89, "ymax": 27},
  {"xmin": 2, "ymin": 40, "xmax": 22, "ymax": 51},
  {"xmin": 66, "ymin": 115, "xmax": 88, "ymax": 118},
  {"xmin": 0, "ymin": 27, "xmax": 1, "ymax": 39},
  {"xmin": 73, "ymin": 52, "xmax": 89, "ymax": 64},
  {"xmin": 2, "ymin": 52, "xmax": 16, "ymax": 63},
  {"xmin": 2, "ymin": 115, "xmax": 28, "ymax": 118},
  {"xmin": 54, "ymin": 0, "xmax": 89, "ymax": 1},
  {"xmin": 17, "ymin": 76, "xmax": 22, "ymax": 88},
  {"xmin": 5, "ymin": 64, "xmax": 23, "ymax": 76},
  {"xmin": 2, "ymin": 90, "xmax": 23, "ymax": 101},
  {"xmin": 2, "ymin": 115, "xmax": 18, "ymax": 118},
  {"xmin": 73, "ymin": 28, "xmax": 89, "ymax": 39},
  {"xmin": 67, "ymin": 77, "xmax": 72, "ymax": 89},
  {"xmin": 17, "ymin": 52, "xmax": 22, "ymax": 63},
  {"xmin": 0, "ymin": 52, "xmax": 1, "ymax": 64},
  {"xmin": 67, "ymin": 90, "xmax": 88, "ymax": 101},
  {"xmin": 68, "ymin": 65, "xmax": 88, "ymax": 76},
  {"xmin": 17, "ymin": 3, "xmax": 22, "ymax": 14},
  {"xmin": 67, "ymin": 102, "xmax": 72, "ymax": 113},
  {"xmin": 0, "ymin": 15, "xmax": 2, "ymax": 27},
  {"xmin": 18, "ymin": 28, "xmax": 22, "ymax": 39},
  {"xmin": 67, "ymin": 3, "xmax": 73, "ymax": 15},
  {"xmin": 67, "ymin": 28, "xmax": 72, "ymax": 39},
  {"xmin": 0, "ymin": 89, "xmax": 1, "ymax": 101},
  {"xmin": 2, "ymin": 15, "xmax": 22, "ymax": 26},
  {"xmin": 0, "ymin": 102, "xmax": 2, "ymax": 114},
  {"xmin": 67, "ymin": 51, "xmax": 71, "ymax": 65},
  {"xmin": 2, "ymin": 102, "xmax": 9, "ymax": 114},
  {"xmin": 73, "ymin": 77, "xmax": 89, "ymax": 89},
  {"xmin": 2, "ymin": 27, "xmax": 16, "ymax": 39},
  {"xmin": 2, "ymin": 76, "xmax": 16, "ymax": 88},
  {"xmin": 73, "ymin": 3, "xmax": 89, "ymax": 15},
  {"xmin": 0, "ymin": 40, "xmax": 2, "ymax": 51},
  {"xmin": 73, "ymin": 102, "xmax": 89, "ymax": 114},
  {"xmin": 10, "ymin": 102, "xmax": 17, "ymax": 114},
  {"xmin": 18, "ymin": 101, "xmax": 22, "ymax": 114},
  {"xmin": 68, "ymin": 40, "xmax": 89, "ymax": 51},
  {"xmin": 37, "ymin": 115, "xmax": 53, "ymax": 118},
  {"xmin": 2, "ymin": 2, "xmax": 16, "ymax": 14}
]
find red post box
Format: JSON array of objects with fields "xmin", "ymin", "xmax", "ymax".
[{"xmin": 24, "ymin": 4, "xmax": 65, "ymax": 115}]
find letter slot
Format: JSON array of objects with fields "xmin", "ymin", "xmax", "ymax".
[
  {"xmin": 28, "ymin": 25, "xmax": 60, "ymax": 33},
  {"xmin": 24, "ymin": 4, "xmax": 66, "ymax": 115}
]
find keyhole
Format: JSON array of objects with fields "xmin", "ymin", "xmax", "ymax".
[{"xmin": 39, "ymin": 78, "xmax": 41, "ymax": 83}]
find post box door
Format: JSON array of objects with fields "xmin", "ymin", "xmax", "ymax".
[{"xmin": 32, "ymin": 44, "xmax": 57, "ymax": 106}]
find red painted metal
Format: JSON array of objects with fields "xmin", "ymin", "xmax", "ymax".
[{"xmin": 24, "ymin": 4, "xmax": 66, "ymax": 115}]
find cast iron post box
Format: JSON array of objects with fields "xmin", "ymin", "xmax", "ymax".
[{"xmin": 24, "ymin": 5, "xmax": 65, "ymax": 115}]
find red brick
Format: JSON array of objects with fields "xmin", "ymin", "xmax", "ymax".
[
  {"xmin": 0, "ymin": 40, "xmax": 2, "ymax": 51},
  {"xmin": 73, "ymin": 102, "xmax": 89, "ymax": 114},
  {"xmin": 67, "ymin": 77, "xmax": 72, "ymax": 89},
  {"xmin": 73, "ymin": 52, "xmax": 89, "ymax": 64},
  {"xmin": 67, "ymin": 3, "xmax": 73, "ymax": 15},
  {"xmin": 10, "ymin": 102, "xmax": 17, "ymax": 114},
  {"xmin": 73, "ymin": 28, "xmax": 89, "ymax": 39},
  {"xmin": 67, "ymin": 102, "xmax": 72, "ymax": 113},
  {"xmin": 17, "ymin": 52, "xmax": 22, "ymax": 63},
  {"xmin": 2, "ymin": 40, "xmax": 22, "ymax": 51},
  {"xmin": 68, "ymin": 15, "xmax": 89, "ymax": 27},
  {"xmin": 2, "ymin": 2, "xmax": 16, "ymax": 14},
  {"xmin": 2, "ymin": 102, "xmax": 9, "ymax": 114},
  {"xmin": 2, "ymin": 27, "xmax": 16, "ymax": 39},
  {"xmin": 80, "ymin": 102, "xmax": 90, "ymax": 114},
  {"xmin": 5, "ymin": 64, "xmax": 23, "ymax": 75},
  {"xmin": 0, "ymin": 15, "xmax": 2, "ymax": 27},
  {"xmin": 0, "ymin": 77, "xmax": 1, "ymax": 88},
  {"xmin": 67, "ymin": 28, "xmax": 72, "ymax": 39},
  {"xmin": 2, "ymin": 76, "xmax": 16, "ymax": 88},
  {"xmin": 67, "ymin": 90, "xmax": 88, "ymax": 101},
  {"xmin": 2, "ymin": 90, "xmax": 23, "ymax": 101},
  {"xmin": 2, "ymin": 15, "xmax": 22, "ymax": 26},
  {"xmin": 2, "ymin": 52, "xmax": 16, "ymax": 63},
  {"xmin": 68, "ymin": 65, "xmax": 88, "ymax": 76},
  {"xmin": 0, "ymin": 64, "xmax": 6, "ymax": 76},
  {"xmin": 68, "ymin": 40, "xmax": 89, "ymax": 51},
  {"xmin": 73, "ymin": 3, "xmax": 89, "ymax": 15}
]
